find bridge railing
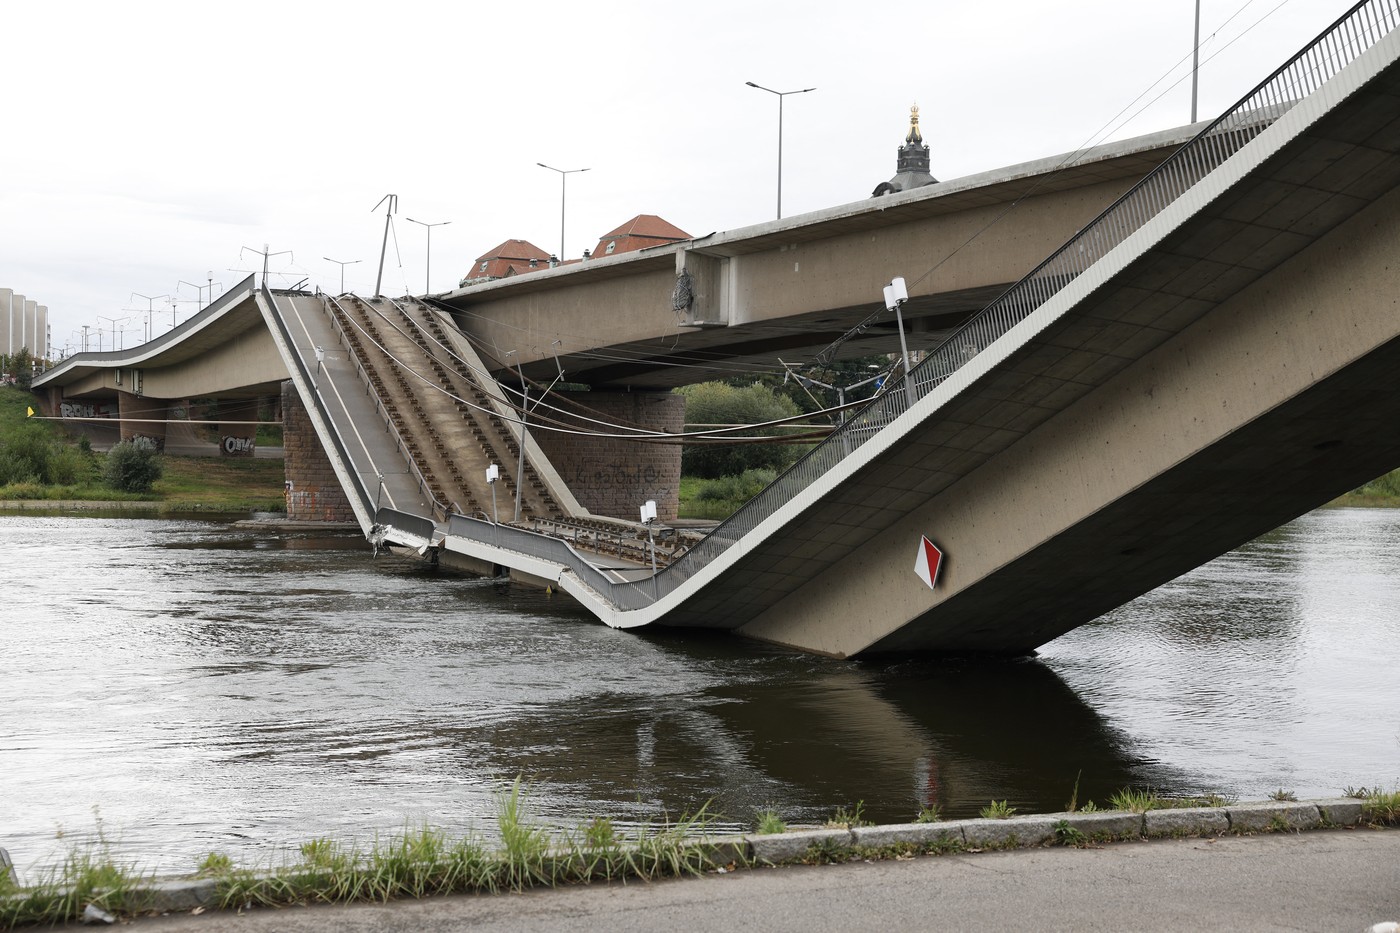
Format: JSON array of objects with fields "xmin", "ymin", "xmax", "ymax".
[
  {"xmin": 641, "ymin": 0, "xmax": 1400, "ymax": 599},
  {"xmin": 259, "ymin": 284, "xmax": 377, "ymax": 520}
]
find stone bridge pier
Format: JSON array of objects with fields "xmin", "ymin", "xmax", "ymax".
[{"xmin": 532, "ymin": 390, "xmax": 685, "ymax": 522}]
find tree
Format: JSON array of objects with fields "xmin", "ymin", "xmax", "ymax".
[
  {"xmin": 676, "ymin": 382, "xmax": 804, "ymax": 479},
  {"xmin": 12, "ymin": 348, "xmax": 33, "ymax": 390}
]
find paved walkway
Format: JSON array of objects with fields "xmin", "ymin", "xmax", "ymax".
[{"xmin": 77, "ymin": 827, "xmax": 1399, "ymax": 933}]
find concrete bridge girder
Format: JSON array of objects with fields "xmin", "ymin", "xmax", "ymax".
[{"xmin": 440, "ymin": 128, "xmax": 1201, "ymax": 390}]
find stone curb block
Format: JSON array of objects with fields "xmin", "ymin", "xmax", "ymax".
[
  {"xmin": 961, "ymin": 817, "xmax": 1057, "ymax": 848},
  {"xmin": 850, "ymin": 822, "xmax": 966, "ymax": 848},
  {"xmin": 1312, "ymin": 798, "xmax": 1364, "ymax": 826},
  {"xmin": 1045, "ymin": 811, "xmax": 1146, "ymax": 838},
  {"xmin": 1144, "ymin": 807, "xmax": 1230, "ymax": 836},
  {"xmin": 1227, "ymin": 802, "xmax": 1321, "ymax": 832},
  {"xmin": 690, "ymin": 835, "xmax": 752, "ymax": 866},
  {"xmin": 748, "ymin": 828, "xmax": 852, "ymax": 863},
  {"xmin": 146, "ymin": 879, "xmax": 218, "ymax": 912}
]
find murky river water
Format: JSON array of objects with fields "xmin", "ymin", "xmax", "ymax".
[{"xmin": 2, "ymin": 509, "xmax": 1398, "ymax": 876}]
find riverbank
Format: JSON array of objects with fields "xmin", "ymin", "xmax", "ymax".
[
  {"xmin": 4, "ymin": 794, "xmax": 1395, "ymax": 929},
  {"xmin": 82, "ymin": 829, "xmax": 1400, "ymax": 933}
]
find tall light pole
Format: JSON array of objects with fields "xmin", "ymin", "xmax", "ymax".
[
  {"xmin": 130, "ymin": 293, "xmax": 168, "ymax": 343},
  {"xmin": 746, "ymin": 81, "xmax": 815, "ymax": 220},
  {"xmin": 324, "ymin": 257, "xmax": 361, "ymax": 294},
  {"xmin": 97, "ymin": 314, "xmax": 129, "ymax": 353},
  {"xmin": 405, "ymin": 218, "xmax": 450, "ymax": 295},
  {"xmin": 1191, "ymin": 0, "xmax": 1201, "ymax": 122},
  {"xmin": 537, "ymin": 163, "xmax": 589, "ymax": 260}
]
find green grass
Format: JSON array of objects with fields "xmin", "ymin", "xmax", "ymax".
[
  {"xmin": 0, "ymin": 387, "xmax": 287, "ymax": 511},
  {"xmin": 979, "ymin": 800, "xmax": 1017, "ymax": 819},
  {"xmin": 915, "ymin": 804, "xmax": 942, "ymax": 824},
  {"xmin": 825, "ymin": 801, "xmax": 870, "ymax": 829},
  {"xmin": 754, "ymin": 809, "xmax": 787, "ymax": 835},
  {"xmin": 3, "ymin": 785, "xmax": 729, "ymax": 926}
]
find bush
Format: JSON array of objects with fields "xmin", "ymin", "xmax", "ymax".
[
  {"xmin": 677, "ymin": 382, "xmax": 803, "ymax": 479},
  {"xmin": 695, "ymin": 469, "xmax": 777, "ymax": 503},
  {"xmin": 0, "ymin": 424, "xmax": 58, "ymax": 485},
  {"xmin": 103, "ymin": 440, "xmax": 163, "ymax": 493}
]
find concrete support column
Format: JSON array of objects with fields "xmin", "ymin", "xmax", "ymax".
[
  {"xmin": 530, "ymin": 390, "xmax": 684, "ymax": 521},
  {"xmin": 117, "ymin": 390, "xmax": 168, "ymax": 451},
  {"xmin": 281, "ymin": 381, "xmax": 354, "ymax": 522},
  {"xmin": 217, "ymin": 399, "xmax": 259, "ymax": 457}
]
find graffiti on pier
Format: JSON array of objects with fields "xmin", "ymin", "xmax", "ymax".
[
  {"xmin": 222, "ymin": 435, "xmax": 256, "ymax": 456},
  {"xmin": 60, "ymin": 402, "xmax": 115, "ymax": 419},
  {"xmin": 573, "ymin": 462, "xmax": 662, "ymax": 488}
]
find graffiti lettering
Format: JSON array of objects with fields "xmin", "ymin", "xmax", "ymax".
[
  {"xmin": 222, "ymin": 435, "xmax": 256, "ymax": 455},
  {"xmin": 59, "ymin": 402, "xmax": 115, "ymax": 419},
  {"xmin": 572, "ymin": 462, "xmax": 662, "ymax": 488}
]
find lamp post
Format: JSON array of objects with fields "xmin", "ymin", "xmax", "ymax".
[
  {"xmin": 405, "ymin": 218, "xmax": 451, "ymax": 295},
  {"xmin": 640, "ymin": 499, "xmax": 659, "ymax": 598},
  {"xmin": 882, "ymin": 276, "xmax": 917, "ymax": 408},
  {"xmin": 130, "ymin": 293, "xmax": 168, "ymax": 343},
  {"xmin": 745, "ymin": 81, "xmax": 815, "ymax": 220},
  {"xmin": 537, "ymin": 163, "xmax": 589, "ymax": 260},
  {"xmin": 1191, "ymin": 0, "xmax": 1201, "ymax": 122},
  {"xmin": 486, "ymin": 464, "xmax": 500, "ymax": 527},
  {"xmin": 324, "ymin": 257, "xmax": 361, "ymax": 294},
  {"xmin": 97, "ymin": 315, "xmax": 129, "ymax": 352}
]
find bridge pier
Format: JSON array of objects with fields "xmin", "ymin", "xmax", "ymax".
[
  {"xmin": 281, "ymin": 381, "xmax": 354, "ymax": 522},
  {"xmin": 532, "ymin": 390, "xmax": 684, "ymax": 521},
  {"xmin": 116, "ymin": 390, "xmax": 167, "ymax": 451}
]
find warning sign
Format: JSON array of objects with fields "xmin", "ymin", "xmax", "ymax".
[{"xmin": 914, "ymin": 536, "xmax": 944, "ymax": 590}]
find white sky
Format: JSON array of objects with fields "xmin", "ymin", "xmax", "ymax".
[{"xmin": 1, "ymin": 0, "xmax": 1360, "ymax": 355}]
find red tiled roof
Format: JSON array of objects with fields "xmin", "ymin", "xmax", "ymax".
[
  {"xmin": 597, "ymin": 214, "xmax": 691, "ymax": 241},
  {"xmin": 475, "ymin": 239, "xmax": 551, "ymax": 263},
  {"xmin": 591, "ymin": 214, "xmax": 691, "ymax": 259}
]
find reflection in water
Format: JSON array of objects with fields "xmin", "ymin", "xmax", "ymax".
[{"xmin": 2, "ymin": 510, "xmax": 1398, "ymax": 877}]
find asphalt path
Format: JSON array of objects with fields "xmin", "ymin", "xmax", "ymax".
[{"xmin": 68, "ymin": 828, "xmax": 1400, "ymax": 933}]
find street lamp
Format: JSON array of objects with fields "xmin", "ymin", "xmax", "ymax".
[
  {"xmin": 486, "ymin": 464, "xmax": 500, "ymax": 527},
  {"xmin": 745, "ymin": 81, "xmax": 815, "ymax": 220},
  {"xmin": 882, "ymin": 276, "xmax": 917, "ymax": 408},
  {"xmin": 537, "ymin": 163, "xmax": 589, "ymax": 260},
  {"xmin": 323, "ymin": 257, "xmax": 361, "ymax": 294},
  {"xmin": 130, "ymin": 293, "xmax": 168, "ymax": 343},
  {"xmin": 96, "ymin": 314, "xmax": 130, "ymax": 353},
  {"xmin": 640, "ymin": 499, "xmax": 659, "ymax": 597},
  {"xmin": 405, "ymin": 218, "xmax": 451, "ymax": 295}
]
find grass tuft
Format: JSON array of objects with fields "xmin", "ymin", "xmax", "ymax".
[
  {"xmin": 754, "ymin": 809, "xmax": 787, "ymax": 835},
  {"xmin": 979, "ymin": 800, "xmax": 1017, "ymax": 820}
]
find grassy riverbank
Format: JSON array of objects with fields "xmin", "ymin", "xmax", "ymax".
[
  {"xmin": 2, "ymin": 784, "xmax": 1396, "ymax": 928},
  {"xmin": 0, "ymin": 387, "xmax": 286, "ymax": 513}
]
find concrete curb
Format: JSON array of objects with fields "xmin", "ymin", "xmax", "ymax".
[{"xmin": 11, "ymin": 797, "xmax": 1386, "ymax": 916}]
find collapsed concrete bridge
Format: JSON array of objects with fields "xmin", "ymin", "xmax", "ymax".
[{"xmin": 35, "ymin": 0, "xmax": 1400, "ymax": 656}]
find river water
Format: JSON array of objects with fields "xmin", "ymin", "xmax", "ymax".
[{"xmin": 2, "ymin": 509, "xmax": 1398, "ymax": 876}]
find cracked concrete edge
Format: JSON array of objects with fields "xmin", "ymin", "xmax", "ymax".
[{"xmin": 21, "ymin": 798, "xmax": 1382, "ymax": 912}]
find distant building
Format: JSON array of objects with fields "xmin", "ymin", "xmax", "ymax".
[
  {"xmin": 872, "ymin": 105, "xmax": 939, "ymax": 197},
  {"xmin": 590, "ymin": 214, "xmax": 691, "ymax": 258},
  {"xmin": 460, "ymin": 215, "xmax": 691, "ymax": 288},
  {"xmin": 1, "ymin": 288, "xmax": 50, "ymax": 361},
  {"xmin": 459, "ymin": 239, "xmax": 556, "ymax": 287}
]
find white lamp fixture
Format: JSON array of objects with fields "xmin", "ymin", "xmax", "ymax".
[{"xmin": 883, "ymin": 276, "xmax": 916, "ymax": 407}]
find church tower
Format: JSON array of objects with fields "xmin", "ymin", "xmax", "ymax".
[{"xmin": 873, "ymin": 105, "xmax": 939, "ymax": 196}]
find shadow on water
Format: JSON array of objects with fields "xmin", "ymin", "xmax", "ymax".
[{"xmin": 447, "ymin": 624, "xmax": 1165, "ymax": 826}]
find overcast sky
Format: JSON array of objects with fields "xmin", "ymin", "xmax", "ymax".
[{"xmin": 2, "ymin": 0, "xmax": 1359, "ymax": 355}]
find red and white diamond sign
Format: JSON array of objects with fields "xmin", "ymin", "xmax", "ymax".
[{"xmin": 914, "ymin": 536, "xmax": 944, "ymax": 590}]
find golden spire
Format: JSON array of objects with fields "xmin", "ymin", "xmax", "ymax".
[{"xmin": 907, "ymin": 103, "xmax": 923, "ymax": 145}]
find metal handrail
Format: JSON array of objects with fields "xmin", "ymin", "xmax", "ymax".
[{"xmin": 259, "ymin": 284, "xmax": 376, "ymax": 519}]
